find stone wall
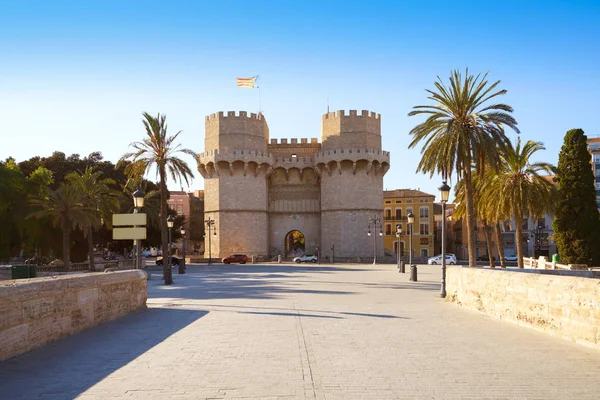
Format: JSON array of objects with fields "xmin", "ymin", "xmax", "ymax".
[
  {"xmin": 446, "ymin": 267, "xmax": 600, "ymax": 349},
  {"xmin": 0, "ymin": 270, "xmax": 147, "ymax": 361}
]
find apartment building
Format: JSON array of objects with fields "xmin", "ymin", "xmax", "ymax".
[
  {"xmin": 587, "ymin": 137, "xmax": 600, "ymax": 209},
  {"xmin": 383, "ymin": 189, "xmax": 435, "ymax": 258}
]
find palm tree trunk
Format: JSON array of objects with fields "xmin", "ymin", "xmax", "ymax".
[
  {"xmin": 62, "ymin": 223, "xmax": 71, "ymax": 272},
  {"xmin": 483, "ymin": 221, "xmax": 495, "ymax": 268},
  {"xmin": 159, "ymin": 165, "xmax": 172, "ymax": 284},
  {"xmin": 87, "ymin": 226, "xmax": 95, "ymax": 272},
  {"xmin": 464, "ymin": 169, "xmax": 477, "ymax": 268},
  {"xmin": 516, "ymin": 210, "xmax": 524, "ymax": 269},
  {"xmin": 494, "ymin": 222, "xmax": 506, "ymax": 268}
]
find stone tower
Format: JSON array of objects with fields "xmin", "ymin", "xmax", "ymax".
[
  {"xmin": 197, "ymin": 111, "xmax": 272, "ymax": 258},
  {"xmin": 198, "ymin": 109, "xmax": 390, "ymax": 261},
  {"xmin": 316, "ymin": 110, "xmax": 390, "ymax": 259}
]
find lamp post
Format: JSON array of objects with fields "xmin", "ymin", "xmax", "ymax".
[
  {"xmin": 165, "ymin": 215, "xmax": 174, "ymax": 284},
  {"xmin": 367, "ymin": 215, "xmax": 383, "ymax": 265},
  {"xmin": 396, "ymin": 226, "xmax": 404, "ymax": 273},
  {"xmin": 205, "ymin": 218, "xmax": 216, "ymax": 264},
  {"xmin": 407, "ymin": 212, "xmax": 415, "ymax": 267},
  {"xmin": 439, "ymin": 181, "xmax": 451, "ymax": 298},
  {"xmin": 132, "ymin": 189, "xmax": 145, "ymax": 271},
  {"xmin": 533, "ymin": 221, "xmax": 544, "ymax": 258},
  {"xmin": 179, "ymin": 225, "xmax": 186, "ymax": 274}
]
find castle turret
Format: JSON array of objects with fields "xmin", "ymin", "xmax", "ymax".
[
  {"xmin": 316, "ymin": 110, "xmax": 390, "ymax": 260},
  {"xmin": 197, "ymin": 111, "xmax": 272, "ymax": 258}
]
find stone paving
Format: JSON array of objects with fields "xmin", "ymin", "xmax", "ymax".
[{"xmin": 1, "ymin": 263, "xmax": 600, "ymax": 399}]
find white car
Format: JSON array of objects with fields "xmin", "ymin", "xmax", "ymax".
[
  {"xmin": 504, "ymin": 254, "xmax": 518, "ymax": 262},
  {"xmin": 294, "ymin": 254, "xmax": 318, "ymax": 263},
  {"xmin": 427, "ymin": 255, "xmax": 456, "ymax": 265}
]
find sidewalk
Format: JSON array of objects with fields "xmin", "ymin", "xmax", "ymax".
[{"xmin": 1, "ymin": 263, "xmax": 600, "ymax": 399}]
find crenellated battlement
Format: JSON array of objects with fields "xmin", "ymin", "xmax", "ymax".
[
  {"xmin": 323, "ymin": 109, "xmax": 381, "ymax": 120},
  {"xmin": 205, "ymin": 111, "xmax": 266, "ymax": 121},
  {"xmin": 268, "ymin": 138, "xmax": 319, "ymax": 145}
]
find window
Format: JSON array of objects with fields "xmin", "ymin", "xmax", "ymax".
[
  {"xmin": 176, "ymin": 204, "xmax": 184, "ymax": 215},
  {"xmin": 395, "ymin": 208, "xmax": 402, "ymax": 219},
  {"xmin": 406, "ymin": 200, "xmax": 413, "ymax": 203},
  {"xmin": 419, "ymin": 223, "xmax": 429, "ymax": 235},
  {"xmin": 385, "ymin": 200, "xmax": 391, "ymax": 204},
  {"xmin": 395, "ymin": 200, "xmax": 402, "ymax": 203},
  {"xmin": 385, "ymin": 208, "xmax": 391, "ymax": 218},
  {"xmin": 421, "ymin": 249, "xmax": 428, "ymax": 257},
  {"xmin": 291, "ymin": 154, "xmax": 297, "ymax": 158},
  {"xmin": 522, "ymin": 218, "xmax": 528, "ymax": 230},
  {"xmin": 385, "ymin": 224, "xmax": 392, "ymax": 235},
  {"xmin": 406, "ymin": 207, "xmax": 413, "ymax": 219},
  {"xmin": 419, "ymin": 206, "xmax": 429, "ymax": 219},
  {"xmin": 396, "ymin": 223, "xmax": 402, "ymax": 231}
]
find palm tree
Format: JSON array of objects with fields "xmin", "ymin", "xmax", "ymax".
[
  {"xmin": 66, "ymin": 167, "xmax": 120, "ymax": 271},
  {"xmin": 482, "ymin": 138, "xmax": 555, "ymax": 268},
  {"xmin": 408, "ymin": 69, "xmax": 519, "ymax": 268},
  {"xmin": 28, "ymin": 183, "xmax": 95, "ymax": 271},
  {"xmin": 119, "ymin": 112, "xmax": 195, "ymax": 284}
]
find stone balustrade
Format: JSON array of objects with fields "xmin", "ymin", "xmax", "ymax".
[{"xmin": 0, "ymin": 270, "xmax": 147, "ymax": 361}]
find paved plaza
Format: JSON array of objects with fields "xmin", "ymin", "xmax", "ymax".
[{"xmin": 1, "ymin": 263, "xmax": 600, "ymax": 399}]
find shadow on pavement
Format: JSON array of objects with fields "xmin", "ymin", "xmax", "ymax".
[
  {"xmin": 0, "ymin": 307, "xmax": 208, "ymax": 400},
  {"xmin": 200, "ymin": 304, "xmax": 407, "ymax": 320}
]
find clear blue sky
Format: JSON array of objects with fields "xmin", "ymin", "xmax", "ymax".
[{"xmin": 2, "ymin": 0, "xmax": 599, "ymax": 201}]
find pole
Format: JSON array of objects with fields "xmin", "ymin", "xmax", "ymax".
[
  {"xmin": 179, "ymin": 233, "xmax": 186, "ymax": 274},
  {"xmin": 409, "ymin": 223, "xmax": 413, "ymax": 267},
  {"xmin": 373, "ymin": 221, "xmax": 377, "ymax": 265},
  {"xmin": 396, "ymin": 232, "xmax": 400, "ymax": 271},
  {"xmin": 441, "ymin": 201, "xmax": 447, "ymax": 298},
  {"xmin": 168, "ymin": 227, "xmax": 172, "ymax": 272}
]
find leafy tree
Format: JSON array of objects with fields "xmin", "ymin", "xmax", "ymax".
[
  {"xmin": 408, "ymin": 69, "xmax": 518, "ymax": 268},
  {"xmin": 66, "ymin": 167, "xmax": 120, "ymax": 271},
  {"xmin": 0, "ymin": 160, "xmax": 27, "ymax": 261},
  {"xmin": 119, "ymin": 112, "xmax": 196, "ymax": 284},
  {"xmin": 28, "ymin": 183, "xmax": 95, "ymax": 271},
  {"xmin": 483, "ymin": 138, "xmax": 555, "ymax": 268},
  {"xmin": 553, "ymin": 129, "xmax": 600, "ymax": 265}
]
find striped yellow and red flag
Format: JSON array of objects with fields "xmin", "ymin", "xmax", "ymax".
[{"xmin": 237, "ymin": 76, "xmax": 257, "ymax": 88}]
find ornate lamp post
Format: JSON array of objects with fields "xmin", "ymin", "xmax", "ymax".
[
  {"xmin": 166, "ymin": 215, "xmax": 174, "ymax": 283},
  {"xmin": 179, "ymin": 225, "xmax": 186, "ymax": 274},
  {"xmin": 367, "ymin": 215, "xmax": 383, "ymax": 265},
  {"xmin": 205, "ymin": 218, "xmax": 216, "ymax": 264},
  {"xmin": 407, "ymin": 212, "xmax": 415, "ymax": 267},
  {"xmin": 132, "ymin": 189, "xmax": 145, "ymax": 271},
  {"xmin": 396, "ymin": 226, "xmax": 404, "ymax": 273},
  {"xmin": 439, "ymin": 181, "xmax": 451, "ymax": 298}
]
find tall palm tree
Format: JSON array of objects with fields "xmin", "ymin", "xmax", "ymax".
[
  {"xmin": 28, "ymin": 183, "xmax": 95, "ymax": 271},
  {"xmin": 482, "ymin": 138, "xmax": 555, "ymax": 268},
  {"xmin": 408, "ymin": 69, "xmax": 519, "ymax": 268},
  {"xmin": 66, "ymin": 167, "xmax": 120, "ymax": 271},
  {"xmin": 119, "ymin": 112, "xmax": 195, "ymax": 284},
  {"xmin": 122, "ymin": 180, "xmax": 161, "ymax": 229}
]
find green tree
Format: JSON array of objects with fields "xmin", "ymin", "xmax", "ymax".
[
  {"xmin": 553, "ymin": 129, "xmax": 600, "ymax": 265},
  {"xmin": 408, "ymin": 69, "xmax": 518, "ymax": 268},
  {"xmin": 66, "ymin": 167, "xmax": 120, "ymax": 271},
  {"xmin": 28, "ymin": 183, "xmax": 95, "ymax": 271},
  {"xmin": 0, "ymin": 159, "xmax": 27, "ymax": 261},
  {"xmin": 483, "ymin": 139, "xmax": 555, "ymax": 268},
  {"xmin": 119, "ymin": 112, "xmax": 196, "ymax": 284}
]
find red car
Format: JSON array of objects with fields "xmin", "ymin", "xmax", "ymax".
[{"xmin": 222, "ymin": 254, "xmax": 248, "ymax": 264}]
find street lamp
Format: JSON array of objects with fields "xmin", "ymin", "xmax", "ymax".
[
  {"xmin": 407, "ymin": 212, "xmax": 415, "ymax": 267},
  {"xmin": 179, "ymin": 225, "xmax": 186, "ymax": 274},
  {"xmin": 396, "ymin": 226, "xmax": 404, "ymax": 273},
  {"xmin": 533, "ymin": 221, "xmax": 544, "ymax": 258},
  {"xmin": 166, "ymin": 215, "xmax": 174, "ymax": 284},
  {"xmin": 438, "ymin": 180, "xmax": 451, "ymax": 298},
  {"xmin": 367, "ymin": 215, "xmax": 383, "ymax": 265},
  {"xmin": 132, "ymin": 189, "xmax": 145, "ymax": 271},
  {"xmin": 205, "ymin": 218, "xmax": 216, "ymax": 264}
]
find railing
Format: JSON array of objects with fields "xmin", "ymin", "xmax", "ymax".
[{"xmin": 523, "ymin": 257, "xmax": 589, "ymax": 271}]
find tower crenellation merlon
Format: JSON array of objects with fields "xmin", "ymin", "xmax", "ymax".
[
  {"xmin": 205, "ymin": 110, "xmax": 269, "ymax": 152},
  {"xmin": 205, "ymin": 111, "xmax": 265, "ymax": 122},
  {"xmin": 321, "ymin": 109, "xmax": 381, "ymax": 150}
]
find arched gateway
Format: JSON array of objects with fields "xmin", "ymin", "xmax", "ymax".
[{"xmin": 285, "ymin": 230, "xmax": 305, "ymax": 257}]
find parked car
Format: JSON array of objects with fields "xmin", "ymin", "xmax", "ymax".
[
  {"xmin": 156, "ymin": 256, "xmax": 180, "ymax": 266},
  {"xmin": 24, "ymin": 256, "xmax": 50, "ymax": 265},
  {"xmin": 427, "ymin": 255, "xmax": 456, "ymax": 265},
  {"xmin": 222, "ymin": 254, "xmax": 248, "ymax": 264},
  {"xmin": 504, "ymin": 254, "xmax": 518, "ymax": 262},
  {"xmin": 294, "ymin": 254, "xmax": 318, "ymax": 263},
  {"xmin": 476, "ymin": 255, "xmax": 496, "ymax": 261}
]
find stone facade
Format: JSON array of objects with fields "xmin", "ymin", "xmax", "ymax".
[
  {"xmin": 198, "ymin": 110, "xmax": 390, "ymax": 260},
  {"xmin": 0, "ymin": 270, "xmax": 147, "ymax": 360},
  {"xmin": 447, "ymin": 266, "xmax": 600, "ymax": 350}
]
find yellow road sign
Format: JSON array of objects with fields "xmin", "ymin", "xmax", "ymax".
[
  {"xmin": 113, "ymin": 213, "xmax": 147, "ymax": 226},
  {"xmin": 113, "ymin": 227, "xmax": 147, "ymax": 240}
]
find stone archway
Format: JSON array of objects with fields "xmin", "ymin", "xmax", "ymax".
[{"xmin": 285, "ymin": 230, "xmax": 305, "ymax": 257}]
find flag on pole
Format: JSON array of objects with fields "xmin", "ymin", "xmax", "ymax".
[{"xmin": 237, "ymin": 76, "xmax": 258, "ymax": 88}]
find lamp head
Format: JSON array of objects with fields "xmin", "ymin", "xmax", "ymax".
[
  {"xmin": 407, "ymin": 212, "xmax": 415, "ymax": 224},
  {"xmin": 132, "ymin": 189, "xmax": 145, "ymax": 208},
  {"xmin": 167, "ymin": 215, "xmax": 175, "ymax": 228},
  {"xmin": 438, "ymin": 181, "xmax": 451, "ymax": 203},
  {"xmin": 180, "ymin": 225, "xmax": 185, "ymax": 235}
]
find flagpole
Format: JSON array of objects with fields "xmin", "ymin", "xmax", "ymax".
[{"xmin": 256, "ymin": 75, "xmax": 261, "ymax": 114}]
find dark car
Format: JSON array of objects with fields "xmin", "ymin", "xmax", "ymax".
[
  {"xmin": 222, "ymin": 254, "xmax": 248, "ymax": 264},
  {"xmin": 476, "ymin": 255, "xmax": 496, "ymax": 261},
  {"xmin": 156, "ymin": 256, "xmax": 180, "ymax": 266},
  {"xmin": 25, "ymin": 256, "xmax": 50, "ymax": 265}
]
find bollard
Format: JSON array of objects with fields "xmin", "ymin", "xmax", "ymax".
[
  {"xmin": 277, "ymin": 255, "xmax": 281, "ymax": 263},
  {"xmin": 252, "ymin": 255, "xmax": 256, "ymax": 264},
  {"xmin": 409, "ymin": 264, "xmax": 417, "ymax": 281},
  {"xmin": 399, "ymin": 260, "xmax": 405, "ymax": 274}
]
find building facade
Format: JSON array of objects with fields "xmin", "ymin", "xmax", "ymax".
[
  {"xmin": 197, "ymin": 110, "xmax": 390, "ymax": 260},
  {"xmin": 587, "ymin": 137, "xmax": 600, "ymax": 209},
  {"xmin": 382, "ymin": 189, "xmax": 435, "ymax": 258},
  {"xmin": 167, "ymin": 190, "xmax": 205, "ymax": 254}
]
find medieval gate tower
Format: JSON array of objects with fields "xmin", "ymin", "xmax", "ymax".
[{"xmin": 197, "ymin": 110, "xmax": 390, "ymax": 261}]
